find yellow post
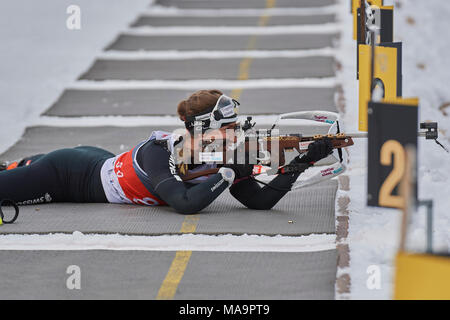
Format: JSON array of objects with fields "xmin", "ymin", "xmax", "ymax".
[
  {"xmin": 359, "ymin": 44, "xmax": 399, "ymax": 131},
  {"xmin": 394, "ymin": 253, "xmax": 450, "ymax": 300},
  {"xmin": 398, "ymin": 146, "xmax": 415, "ymax": 252}
]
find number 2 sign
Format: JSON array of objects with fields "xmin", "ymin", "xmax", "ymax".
[{"xmin": 367, "ymin": 99, "xmax": 418, "ymax": 208}]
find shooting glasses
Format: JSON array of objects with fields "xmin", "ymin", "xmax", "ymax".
[{"xmin": 184, "ymin": 94, "xmax": 240, "ymax": 133}]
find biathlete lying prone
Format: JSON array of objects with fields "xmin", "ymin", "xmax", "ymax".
[{"xmin": 0, "ymin": 90, "xmax": 332, "ymax": 214}]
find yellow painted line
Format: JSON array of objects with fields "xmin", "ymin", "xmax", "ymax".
[
  {"xmin": 179, "ymin": 214, "xmax": 200, "ymax": 233},
  {"xmin": 231, "ymin": 0, "xmax": 276, "ymax": 100},
  {"xmin": 156, "ymin": 215, "xmax": 199, "ymax": 300},
  {"xmin": 231, "ymin": 58, "xmax": 252, "ymax": 100},
  {"xmin": 157, "ymin": 0, "xmax": 277, "ymax": 300},
  {"xmin": 156, "ymin": 250, "xmax": 193, "ymax": 300}
]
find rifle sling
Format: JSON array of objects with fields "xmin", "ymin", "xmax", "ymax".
[{"xmin": 180, "ymin": 168, "xmax": 220, "ymax": 181}]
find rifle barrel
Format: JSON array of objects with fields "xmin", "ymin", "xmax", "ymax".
[{"xmin": 346, "ymin": 132, "xmax": 429, "ymax": 138}]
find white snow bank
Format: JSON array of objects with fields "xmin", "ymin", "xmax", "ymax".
[
  {"xmin": 0, "ymin": 0, "xmax": 151, "ymax": 154},
  {"xmin": 0, "ymin": 232, "xmax": 336, "ymax": 252},
  {"xmin": 70, "ymin": 78, "xmax": 338, "ymax": 90},
  {"xmin": 99, "ymin": 48, "xmax": 336, "ymax": 60},
  {"xmin": 142, "ymin": 5, "xmax": 339, "ymax": 17},
  {"xmin": 122, "ymin": 23, "xmax": 339, "ymax": 35}
]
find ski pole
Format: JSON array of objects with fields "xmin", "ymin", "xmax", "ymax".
[{"xmin": 0, "ymin": 199, "xmax": 19, "ymax": 224}]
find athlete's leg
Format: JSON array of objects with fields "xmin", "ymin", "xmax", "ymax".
[
  {"xmin": 0, "ymin": 146, "xmax": 114, "ymax": 204},
  {"xmin": 0, "ymin": 155, "xmax": 65, "ymax": 204},
  {"xmin": 52, "ymin": 146, "xmax": 114, "ymax": 203}
]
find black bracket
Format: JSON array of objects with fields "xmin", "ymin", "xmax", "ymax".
[
  {"xmin": 420, "ymin": 122, "xmax": 438, "ymax": 140},
  {"xmin": 420, "ymin": 122, "xmax": 449, "ymax": 153},
  {"xmin": 242, "ymin": 116, "xmax": 256, "ymax": 132}
]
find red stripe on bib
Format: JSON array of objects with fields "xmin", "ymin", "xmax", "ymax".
[{"xmin": 114, "ymin": 150, "xmax": 166, "ymax": 206}]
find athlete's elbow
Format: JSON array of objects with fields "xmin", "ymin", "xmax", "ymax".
[
  {"xmin": 174, "ymin": 207, "xmax": 200, "ymax": 215},
  {"xmin": 171, "ymin": 202, "xmax": 205, "ymax": 215}
]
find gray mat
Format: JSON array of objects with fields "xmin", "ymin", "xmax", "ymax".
[
  {"xmin": 0, "ymin": 181, "xmax": 337, "ymax": 236},
  {"xmin": 0, "ymin": 126, "xmax": 337, "ymax": 236},
  {"xmin": 79, "ymin": 57, "xmax": 335, "ymax": 81},
  {"xmin": 0, "ymin": 250, "xmax": 336, "ymax": 299},
  {"xmin": 131, "ymin": 14, "xmax": 335, "ymax": 27},
  {"xmin": 44, "ymin": 87, "xmax": 337, "ymax": 117},
  {"xmin": 156, "ymin": 0, "xmax": 335, "ymax": 9},
  {"xmin": 106, "ymin": 34, "xmax": 337, "ymax": 51}
]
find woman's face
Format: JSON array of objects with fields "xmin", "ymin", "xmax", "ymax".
[
  {"xmin": 188, "ymin": 122, "xmax": 238, "ymax": 153},
  {"xmin": 203, "ymin": 122, "xmax": 238, "ymax": 141}
]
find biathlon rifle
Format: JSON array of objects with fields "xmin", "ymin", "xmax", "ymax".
[
  {"xmin": 178, "ymin": 111, "xmax": 446, "ymax": 190},
  {"xmin": 179, "ymin": 111, "xmax": 354, "ymax": 188}
]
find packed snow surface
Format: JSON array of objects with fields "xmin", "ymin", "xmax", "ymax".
[
  {"xmin": 337, "ymin": 0, "xmax": 450, "ymax": 299},
  {"xmin": 0, "ymin": 0, "xmax": 151, "ymax": 153}
]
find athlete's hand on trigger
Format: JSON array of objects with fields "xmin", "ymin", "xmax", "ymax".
[{"xmin": 295, "ymin": 138, "xmax": 333, "ymax": 164}]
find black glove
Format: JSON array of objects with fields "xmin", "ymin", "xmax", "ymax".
[
  {"xmin": 223, "ymin": 163, "xmax": 254, "ymax": 180},
  {"xmin": 295, "ymin": 138, "xmax": 333, "ymax": 164}
]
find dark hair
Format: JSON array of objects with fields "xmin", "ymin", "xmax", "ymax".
[{"xmin": 177, "ymin": 89, "xmax": 223, "ymax": 121}]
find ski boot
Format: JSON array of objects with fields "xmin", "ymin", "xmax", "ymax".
[
  {"xmin": 0, "ymin": 154, "xmax": 43, "ymax": 172},
  {"xmin": 0, "ymin": 158, "xmax": 35, "ymax": 171},
  {"xmin": 0, "ymin": 160, "xmax": 20, "ymax": 171}
]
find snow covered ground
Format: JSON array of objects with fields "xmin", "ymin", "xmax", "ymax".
[
  {"xmin": 337, "ymin": 0, "xmax": 450, "ymax": 299},
  {"xmin": 0, "ymin": 232, "xmax": 336, "ymax": 252},
  {"xmin": 0, "ymin": 0, "xmax": 151, "ymax": 153}
]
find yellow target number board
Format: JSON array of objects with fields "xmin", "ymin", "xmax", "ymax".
[
  {"xmin": 358, "ymin": 43, "xmax": 402, "ymax": 131},
  {"xmin": 367, "ymin": 98, "xmax": 418, "ymax": 209}
]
